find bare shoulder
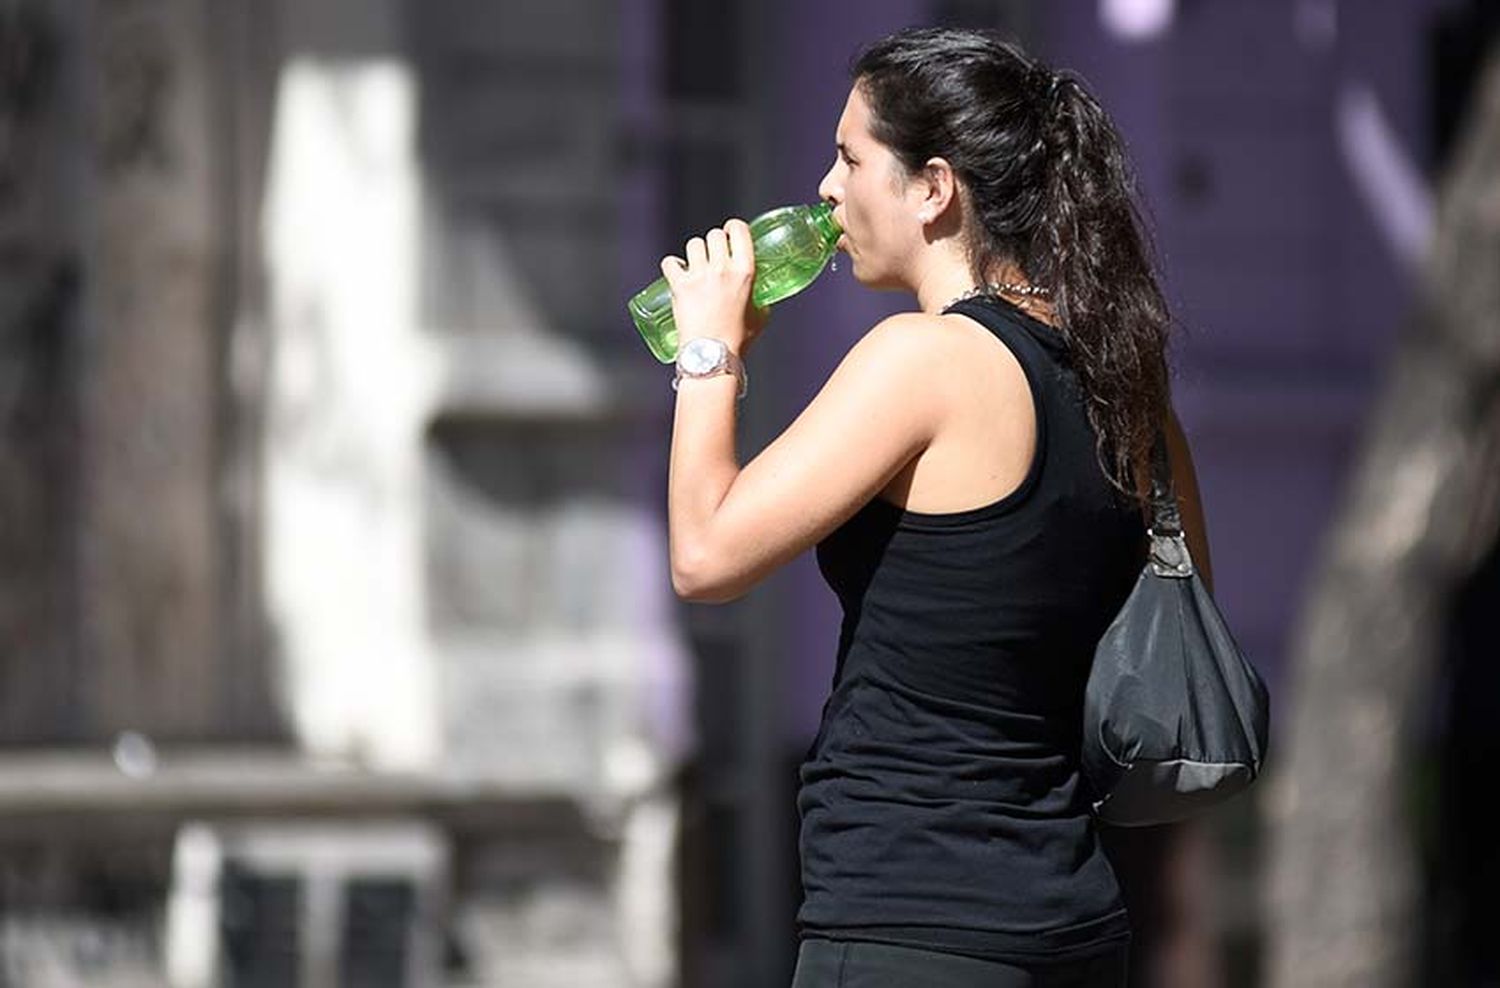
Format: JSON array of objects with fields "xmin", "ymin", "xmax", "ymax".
[
  {"xmin": 837, "ymin": 310, "xmax": 1027, "ymax": 421},
  {"xmin": 832, "ymin": 313, "xmax": 945, "ymax": 389},
  {"xmin": 834, "ymin": 312, "xmax": 968, "ymax": 410},
  {"xmin": 848, "ymin": 310, "xmax": 946, "ymax": 355},
  {"xmin": 844, "ymin": 310, "xmax": 985, "ymax": 374}
]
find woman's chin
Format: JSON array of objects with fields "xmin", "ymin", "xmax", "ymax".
[
  {"xmin": 849, "ymin": 263, "xmax": 903, "ymax": 292},
  {"xmin": 845, "ymin": 256, "xmax": 881, "ymax": 288}
]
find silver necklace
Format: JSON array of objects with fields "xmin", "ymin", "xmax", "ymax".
[{"xmin": 947, "ymin": 281, "xmax": 1052, "ymax": 309}]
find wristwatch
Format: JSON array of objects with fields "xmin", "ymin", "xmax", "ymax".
[{"xmin": 672, "ymin": 337, "xmax": 748, "ymax": 400}]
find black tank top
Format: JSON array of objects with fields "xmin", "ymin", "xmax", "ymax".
[{"xmin": 798, "ymin": 294, "xmax": 1146, "ymax": 964}]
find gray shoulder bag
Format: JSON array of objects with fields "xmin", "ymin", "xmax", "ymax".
[{"xmin": 1081, "ymin": 430, "xmax": 1271, "ymax": 826}]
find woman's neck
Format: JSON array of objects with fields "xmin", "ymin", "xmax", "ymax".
[
  {"xmin": 914, "ymin": 266, "xmax": 983, "ymax": 314},
  {"xmin": 910, "ymin": 237, "xmax": 980, "ymax": 312},
  {"xmin": 912, "ymin": 258, "xmax": 1057, "ymax": 327}
]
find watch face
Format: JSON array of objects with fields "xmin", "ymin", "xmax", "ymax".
[{"xmin": 680, "ymin": 338, "xmax": 726, "ymax": 374}]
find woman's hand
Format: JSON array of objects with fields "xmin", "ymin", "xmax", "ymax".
[{"xmin": 660, "ymin": 218, "xmax": 770, "ymax": 360}]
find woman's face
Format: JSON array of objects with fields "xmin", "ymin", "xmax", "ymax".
[{"xmin": 817, "ymin": 85, "xmax": 925, "ymax": 291}]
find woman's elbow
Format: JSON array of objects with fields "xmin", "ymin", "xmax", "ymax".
[
  {"xmin": 671, "ymin": 549, "xmax": 718, "ymax": 602},
  {"xmin": 671, "ymin": 552, "xmax": 746, "ymax": 603},
  {"xmin": 671, "ymin": 563, "xmax": 705, "ymax": 601}
]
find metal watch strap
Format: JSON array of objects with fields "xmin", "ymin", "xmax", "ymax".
[{"xmin": 672, "ymin": 347, "xmax": 748, "ymax": 400}]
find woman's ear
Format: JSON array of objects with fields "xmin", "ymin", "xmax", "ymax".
[{"xmin": 917, "ymin": 156, "xmax": 958, "ymax": 222}]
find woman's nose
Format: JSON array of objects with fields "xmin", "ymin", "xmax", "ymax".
[{"xmin": 817, "ymin": 167, "xmax": 839, "ymax": 206}]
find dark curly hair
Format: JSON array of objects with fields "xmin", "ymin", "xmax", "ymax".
[{"xmin": 853, "ymin": 27, "xmax": 1171, "ymax": 506}]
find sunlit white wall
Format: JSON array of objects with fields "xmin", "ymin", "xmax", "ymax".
[{"xmin": 262, "ymin": 59, "xmax": 439, "ymax": 768}]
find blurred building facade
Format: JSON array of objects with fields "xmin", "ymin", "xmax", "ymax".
[{"xmin": 2, "ymin": 0, "xmax": 686, "ymax": 985}]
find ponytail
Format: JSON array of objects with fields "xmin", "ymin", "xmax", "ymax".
[{"xmin": 1034, "ymin": 74, "xmax": 1171, "ymax": 503}]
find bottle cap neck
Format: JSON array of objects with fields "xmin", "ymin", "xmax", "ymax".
[{"xmin": 808, "ymin": 201, "xmax": 841, "ymax": 245}]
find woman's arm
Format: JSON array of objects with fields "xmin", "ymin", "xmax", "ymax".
[
  {"xmin": 662, "ymin": 217, "xmax": 952, "ymax": 604},
  {"xmin": 670, "ymin": 315, "xmax": 947, "ymax": 603}
]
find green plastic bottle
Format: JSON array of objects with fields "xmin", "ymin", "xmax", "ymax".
[{"xmin": 629, "ymin": 202, "xmax": 842, "ymax": 363}]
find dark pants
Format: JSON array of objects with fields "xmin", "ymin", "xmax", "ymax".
[{"xmin": 790, "ymin": 937, "xmax": 1130, "ymax": 988}]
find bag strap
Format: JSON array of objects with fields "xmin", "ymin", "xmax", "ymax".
[
  {"xmin": 1147, "ymin": 428, "xmax": 1194, "ymax": 577},
  {"xmin": 1148, "ymin": 428, "xmax": 1182, "ymax": 536}
]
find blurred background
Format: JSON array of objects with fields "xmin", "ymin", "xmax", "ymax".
[{"xmin": 1, "ymin": 0, "xmax": 1498, "ymax": 986}]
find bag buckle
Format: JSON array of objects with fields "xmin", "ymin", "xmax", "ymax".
[{"xmin": 1148, "ymin": 529, "xmax": 1195, "ymax": 578}]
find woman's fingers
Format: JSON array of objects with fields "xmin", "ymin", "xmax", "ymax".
[
  {"xmin": 658, "ymin": 220, "xmax": 765, "ymax": 353},
  {"xmin": 725, "ymin": 219, "xmax": 753, "ymax": 270},
  {"xmin": 705, "ymin": 227, "xmax": 729, "ymax": 265},
  {"xmin": 659, "ymin": 254, "xmax": 687, "ymax": 285},
  {"xmin": 662, "ymin": 220, "xmax": 755, "ymax": 326},
  {"xmin": 671, "ymin": 221, "xmax": 752, "ymax": 276}
]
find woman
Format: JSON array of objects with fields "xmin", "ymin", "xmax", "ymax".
[{"xmin": 660, "ymin": 27, "xmax": 1213, "ymax": 988}]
